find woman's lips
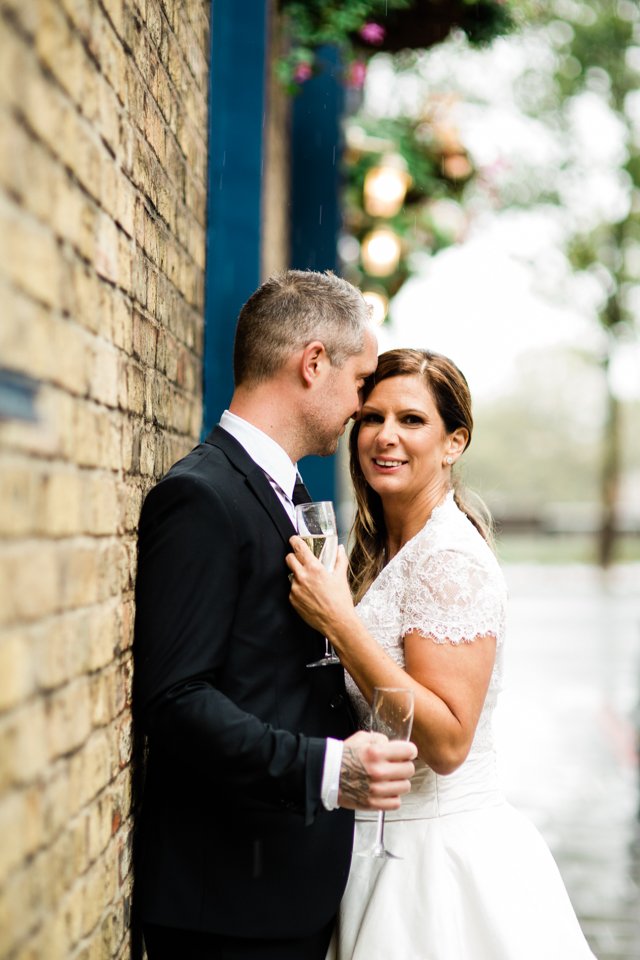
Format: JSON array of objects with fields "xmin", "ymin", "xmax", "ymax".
[{"xmin": 372, "ymin": 458, "xmax": 406, "ymax": 471}]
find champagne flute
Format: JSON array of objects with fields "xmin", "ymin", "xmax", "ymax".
[
  {"xmin": 294, "ymin": 500, "xmax": 341, "ymax": 668},
  {"xmin": 358, "ymin": 686, "xmax": 415, "ymax": 860}
]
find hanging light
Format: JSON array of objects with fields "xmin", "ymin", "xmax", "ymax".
[
  {"xmin": 441, "ymin": 152, "xmax": 472, "ymax": 181},
  {"xmin": 361, "ymin": 227, "xmax": 402, "ymax": 276},
  {"xmin": 363, "ymin": 154, "xmax": 412, "ymax": 218},
  {"xmin": 362, "ymin": 289, "xmax": 389, "ymax": 326}
]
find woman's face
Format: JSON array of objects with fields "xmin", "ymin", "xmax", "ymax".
[{"xmin": 357, "ymin": 374, "xmax": 463, "ymax": 505}]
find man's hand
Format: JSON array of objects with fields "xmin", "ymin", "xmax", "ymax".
[{"xmin": 338, "ymin": 730, "xmax": 417, "ymax": 811}]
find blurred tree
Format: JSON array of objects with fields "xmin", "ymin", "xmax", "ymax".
[{"xmin": 541, "ymin": 0, "xmax": 640, "ymax": 565}]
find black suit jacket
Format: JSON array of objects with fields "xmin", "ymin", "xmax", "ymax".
[{"xmin": 133, "ymin": 427, "xmax": 356, "ymax": 937}]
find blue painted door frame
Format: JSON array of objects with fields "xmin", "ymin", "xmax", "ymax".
[
  {"xmin": 204, "ymin": 0, "xmax": 269, "ymax": 435},
  {"xmin": 290, "ymin": 47, "xmax": 344, "ymax": 504},
  {"xmin": 204, "ymin": 10, "xmax": 343, "ymax": 503}
]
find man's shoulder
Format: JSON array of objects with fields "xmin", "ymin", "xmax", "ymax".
[{"xmin": 141, "ymin": 439, "xmax": 236, "ymax": 508}]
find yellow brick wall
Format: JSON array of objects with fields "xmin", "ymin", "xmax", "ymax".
[{"xmin": 0, "ymin": 1, "xmax": 210, "ymax": 956}]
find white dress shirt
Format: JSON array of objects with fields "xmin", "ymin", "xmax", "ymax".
[{"xmin": 219, "ymin": 411, "xmax": 343, "ymax": 810}]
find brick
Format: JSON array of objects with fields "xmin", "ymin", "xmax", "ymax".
[
  {"xmin": 86, "ymin": 602, "xmax": 120, "ymax": 674},
  {"xmin": 86, "ymin": 474, "xmax": 120, "ymax": 533},
  {"xmin": 124, "ymin": 361, "xmax": 145, "ymax": 414},
  {"xmin": 121, "ymin": 479, "xmax": 143, "ymax": 531},
  {"xmin": 86, "ymin": 791, "xmax": 113, "ymax": 863},
  {"xmin": 0, "ymin": 287, "xmax": 85, "ymax": 397},
  {"xmin": 69, "ymin": 729, "xmax": 111, "ymax": 811},
  {"xmin": 72, "ymin": 404, "xmax": 116, "ymax": 469},
  {"xmin": 101, "ymin": 0, "xmax": 125, "ymax": 38},
  {"xmin": 115, "ymin": 174, "xmax": 136, "ymax": 239},
  {"xmin": 0, "ymin": 859, "xmax": 37, "ymax": 957},
  {"xmin": 0, "ymin": 456, "xmax": 42, "ymax": 538},
  {"xmin": 34, "ymin": 611, "xmax": 91, "ymax": 691},
  {"xmin": 0, "ymin": 698, "xmax": 48, "ymax": 790},
  {"xmin": 41, "ymin": 760, "xmax": 72, "ymax": 844},
  {"xmin": 42, "ymin": 469, "xmax": 83, "ymax": 537},
  {"xmin": 94, "ymin": 211, "xmax": 119, "ymax": 284},
  {"xmin": 0, "ymin": 629, "xmax": 34, "ymax": 710},
  {"xmin": 89, "ymin": 341, "xmax": 120, "ymax": 407},
  {"xmin": 50, "ymin": 319, "xmax": 91, "ymax": 397},
  {"xmin": 0, "ymin": 196, "xmax": 62, "ymax": 309},
  {"xmin": 110, "ymin": 292, "xmax": 133, "ymax": 352},
  {"xmin": 57, "ymin": 540, "xmax": 100, "ymax": 610},
  {"xmin": 0, "ymin": 541, "xmax": 59, "ymax": 626},
  {"xmin": 97, "ymin": 73, "xmax": 121, "ymax": 158},
  {"xmin": 81, "ymin": 855, "xmax": 109, "ymax": 938},
  {"xmin": 0, "ymin": 22, "xmax": 25, "ymax": 108},
  {"xmin": 63, "ymin": 26, "xmax": 97, "ymax": 122},
  {"xmin": 117, "ymin": 228, "xmax": 133, "ymax": 293},
  {"xmin": 46, "ymin": 677, "xmax": 92, "ymax": 761},
  {"xmin": 0, "ymin": 786, "xmax": 42, "ymax": 878}
]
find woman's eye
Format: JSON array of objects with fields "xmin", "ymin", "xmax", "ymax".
[
  {"xmin": 403, "ymin": 415, "xmax": 424, "ymax": 425},
  {"xmin": 361, "ymin": 413, "xmax": 383, "ymax": 423}
]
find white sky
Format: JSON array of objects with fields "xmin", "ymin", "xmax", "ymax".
[{"xmin": 364, "ymin": 35, "xmax": 640, "ymax": 402}]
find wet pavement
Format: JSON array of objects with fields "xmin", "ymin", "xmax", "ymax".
[{"xmin": 494, "ymin": 564, "xmax": 640, "ymax": 960}]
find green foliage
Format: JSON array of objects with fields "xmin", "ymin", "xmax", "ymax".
[
  {"xmin": 556, "ymin": 1, "xmax": 636, "ymax": 101},
  {"xmin": 341, "ymin": 114, "xmax": 474, "ymax": 302},
  {"xmin": 276, "ymin": 0, "xmax": 517, "ymax": 92},
  {"xmin": 457, "ymin": 0, "xmax": 516, "ymax": 46},
  {"xmin": 277, "ymin": 0, "xmax": 412, "ymax": 91},
  {"xmin": 280, "ymin": 0, "xmax": 412, "ymax": 48}
]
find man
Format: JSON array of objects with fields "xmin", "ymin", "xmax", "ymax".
[{"xmin": 134, "ymin": 270, "xmax": 416, "ymax": 960}]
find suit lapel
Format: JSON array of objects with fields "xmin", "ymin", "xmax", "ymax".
[{"xmin": 205, "ymin": 426, "xmax": 296, "ymax": 546}]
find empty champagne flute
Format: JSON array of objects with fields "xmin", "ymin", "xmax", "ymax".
[
  {"xmin": 358, "ymin": 686, "xmax": 415, "ymax": 860},
  {"xmin": 294, "ymin": 500, "xmax": 340, "ymax": 667}
]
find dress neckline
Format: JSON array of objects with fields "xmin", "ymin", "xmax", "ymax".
[{"xmin": 382, "ymin": 489, "xmax": 455, "ymax": 572}]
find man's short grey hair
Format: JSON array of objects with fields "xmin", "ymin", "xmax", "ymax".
[{"xmin": 233, "ymin": 270, "xmax": 371, "ymax": 386}]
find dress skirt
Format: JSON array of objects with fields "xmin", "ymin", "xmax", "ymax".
[{"xmin": 326, "ymin": 754, "xmax": 596, "ymax": 960}]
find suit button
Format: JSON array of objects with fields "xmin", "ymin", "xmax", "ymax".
[{"xmin": 329, "ymin": 694, "xmax": 345, "ymax": 709}]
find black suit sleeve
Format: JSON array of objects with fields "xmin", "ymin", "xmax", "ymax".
[{"xmin": 133, "ymin": 473, "xmax": 326, "ymax": 819}]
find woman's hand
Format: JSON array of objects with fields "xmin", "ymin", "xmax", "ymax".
[{"xmin": 286, "ymin": 536, "xmax": 357, "ymax": 640}]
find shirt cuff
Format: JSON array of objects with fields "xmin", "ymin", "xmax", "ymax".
[{"xmin": 321, "ymin": 737, "xmax": 343, "ymax": 811}]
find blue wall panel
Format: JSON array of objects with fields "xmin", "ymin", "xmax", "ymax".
[
  {"xmin": 290, "ymin": 47, "xmax": 345, "ymax": 503},
  {"xmin": 203, "ymin": 0, "xmax": 269, "ymax": 434}
]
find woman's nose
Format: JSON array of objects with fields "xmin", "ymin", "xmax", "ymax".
[{"xmin": 375, "ymin": 421, "xmax": 398, "ymax": 445}]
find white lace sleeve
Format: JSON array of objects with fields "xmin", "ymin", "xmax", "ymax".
[{"xmin": 400, "ymin": 546, "xmax": 505, "ymax": 646}]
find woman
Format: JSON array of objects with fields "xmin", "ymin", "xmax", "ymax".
[{"xmin": 287, "ymin": 349, "xmax": 596, "ymax": 960}]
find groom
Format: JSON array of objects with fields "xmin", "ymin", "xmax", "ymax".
[{"xmin": 133, "ymin": 270, "xmax": 416, "ymax": 960}]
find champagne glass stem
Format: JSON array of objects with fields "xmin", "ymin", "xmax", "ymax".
[
  {"xmin": 374, "ymin": 811, "xmax": 386, "ymax": 853},
  {"xmin": 294, "ymin": 501, "xmax": 341, "ymax": 668},
  {"xmin": 357, "ymin": 687, "xmax": 414, "ymax": 859}
]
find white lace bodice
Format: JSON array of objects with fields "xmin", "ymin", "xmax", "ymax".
[{"xmin": 346, "ymin": 491, "xmax": 506, "ymax": 758}]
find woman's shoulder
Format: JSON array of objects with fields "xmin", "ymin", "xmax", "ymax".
[{"xmin": 411, "ymin": 495, "xmax": 505, "ymax": 586}]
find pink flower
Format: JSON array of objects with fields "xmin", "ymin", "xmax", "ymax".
[
  {"xmin": 347, "ymin": 60, "xmax": 367, "ymax": 88},
  {"xmin": 293, "ymin": 61, "xmax": 313, "ymax": 83},
  {"xmin": 359, "ymin": 22, "xmax": 385, "ymax": 45}
]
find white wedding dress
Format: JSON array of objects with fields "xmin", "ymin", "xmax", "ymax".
[{"xmin": 327, "ymin": 492, "xmax": 596, "ymax": 960}]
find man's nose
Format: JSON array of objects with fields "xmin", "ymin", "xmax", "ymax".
[{"xmin": 351, "ymin": 392, "xmax": 365, "ymax": 420}]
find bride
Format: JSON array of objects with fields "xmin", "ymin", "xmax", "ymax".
[{"xmin": 287, "ymin": 348, "xmax": 596, "ymax": 960}]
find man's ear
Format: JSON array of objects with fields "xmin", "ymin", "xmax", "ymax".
[{"xmin": 299, "ymin": 340, "xmax": 328, "ymax": 387}]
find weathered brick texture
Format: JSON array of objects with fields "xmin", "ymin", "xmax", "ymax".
[{"xmin": 0, "ymin": 1, "xmax": 210, "ymax": 956}]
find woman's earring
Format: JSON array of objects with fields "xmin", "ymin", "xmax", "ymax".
[{"xmin": 445, "ymin": 456, "xmax": 453, "ymax": 465}]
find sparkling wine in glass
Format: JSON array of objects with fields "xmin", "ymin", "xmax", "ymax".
[
  {"xmin": 294, "ymin": 500, "xmax": 340, "ymax": 668},
  {"xmin": 359, "ymin": 686, "xmax": 415, "ymax": 860}
]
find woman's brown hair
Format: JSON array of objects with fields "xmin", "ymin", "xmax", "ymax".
[{"xmin": 348, "ymin": 348, "xmax": 494, "ymax": 602}]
